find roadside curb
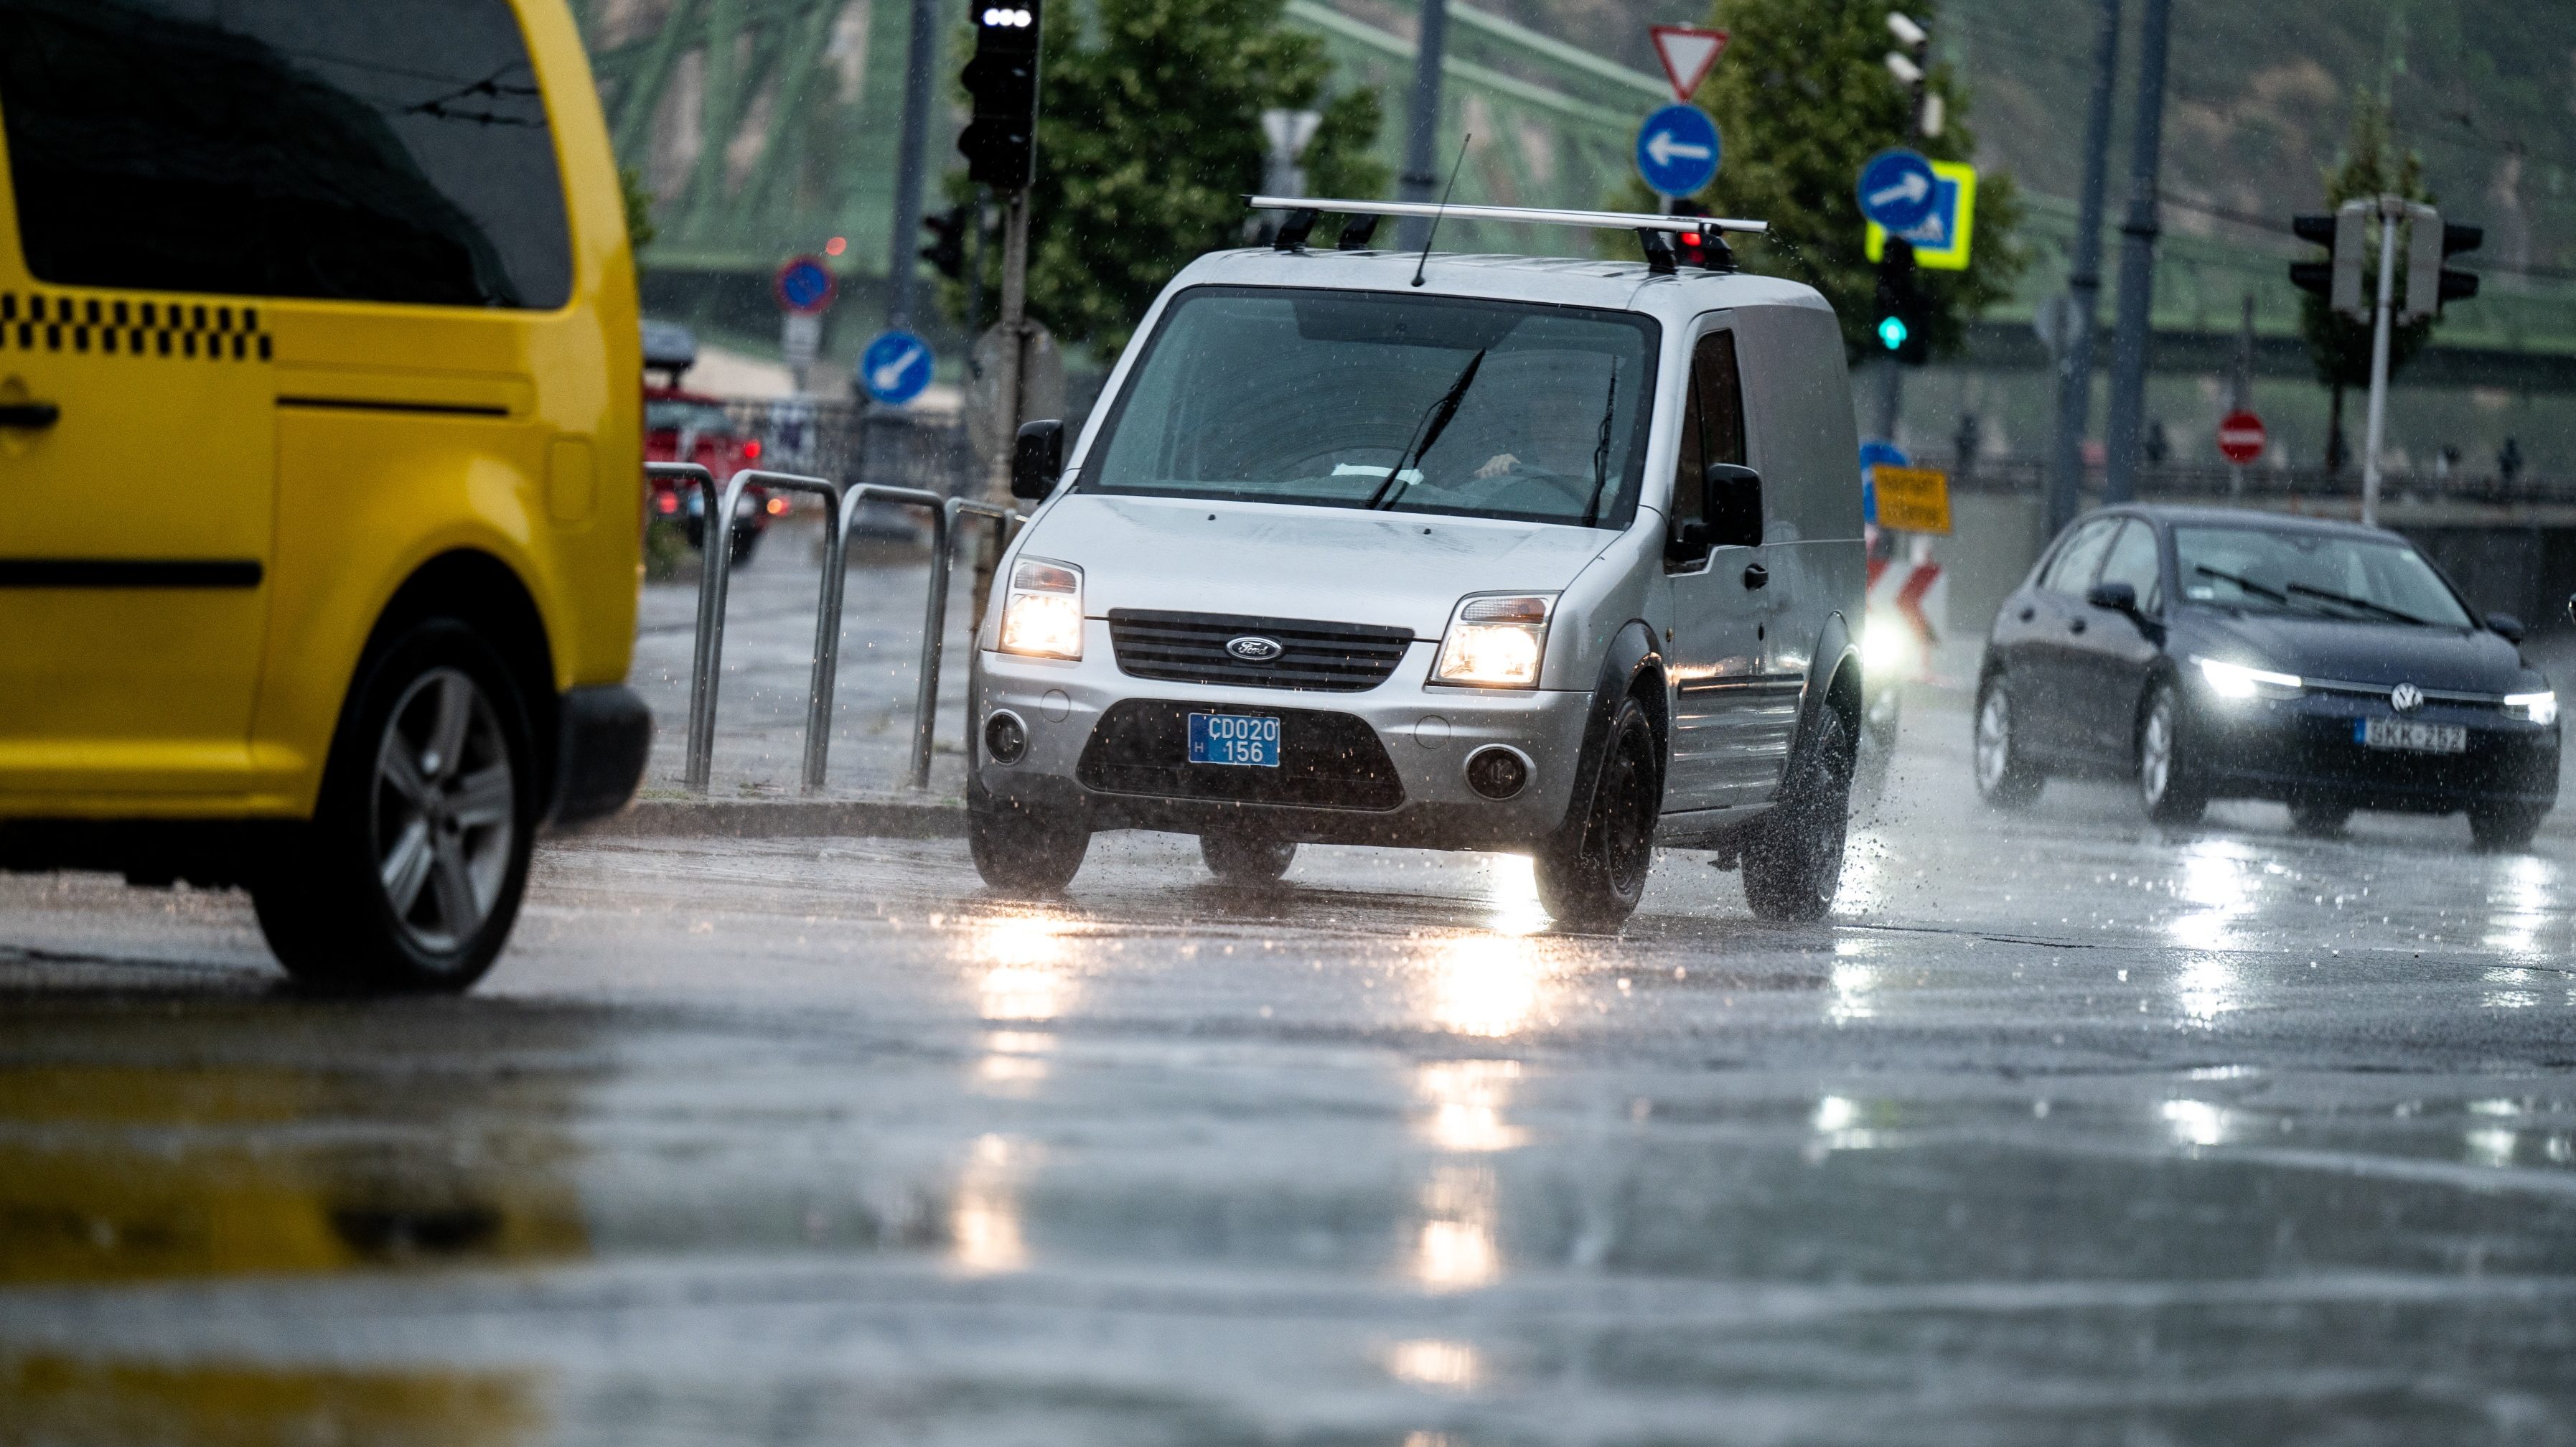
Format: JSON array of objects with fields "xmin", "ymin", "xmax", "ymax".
[{"xmin": 585, "ymin": 794, "xmax": 968, "ymax": 840}]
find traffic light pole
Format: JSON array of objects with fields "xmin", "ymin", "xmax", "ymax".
[
  {"xmin": 884, "ymin": 0, "xmax": 940, "ymax": 331},
  {"xmin": 2101, "ymin": 0, "xmax": 2171, "ymax": 505},
  {"xmin": 2359, "ymin": 200, "xmax": 2400, "ymax": 528},
  {"xmin": 2044, "ymin": 0, "xmax": 2120, "ymax": 537},
  {"xmin": 971, "ymin": 189, "xmax": 1033, "ymax": 629}
]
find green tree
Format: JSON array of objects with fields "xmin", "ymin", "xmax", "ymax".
[
  {"xmin": 945, "ymin": 0, "xmax": 1385, "ymax": 356},
  {"xmin": 619, "ymin": 165, "xmax": 657, "ymax": 253},
  {"xmin": 1619, "ymin": 0, "xmax": 2022, "ymax": 362},
  {"xmin": 2300, "ymin": 90, "xmax": 2433, "ymax": 471}
]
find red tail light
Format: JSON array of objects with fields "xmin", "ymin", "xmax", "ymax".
[{"xmin": 741, "ymin": 439, "xmax": 763, "ymax": 461}]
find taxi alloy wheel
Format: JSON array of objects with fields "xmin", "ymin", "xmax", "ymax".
[
  {"xmin": 1535, "ymin": 696, "xmax": 1658, "ymax": 931},
  {"xmin": 252, "ymin": 620, "xmax": 535, "ymax": 994}
]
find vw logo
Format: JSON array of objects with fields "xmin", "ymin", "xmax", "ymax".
[
  {"xmin": 1225, "ymin": 635, "xmax": 1283, "ymax": 662},
  {"xmin": 2390, "ymin": 683, "xmax": 2424, "ymax": 713}
]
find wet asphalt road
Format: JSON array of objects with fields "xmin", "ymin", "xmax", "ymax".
[{"xmin": 6, "ymin": 693, "xmax": 2576, "ymax": 1445}]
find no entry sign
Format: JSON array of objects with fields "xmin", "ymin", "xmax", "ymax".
[{"xmin": 2217, "ymin": 409, "xmax": 2267, "ymax": 465}]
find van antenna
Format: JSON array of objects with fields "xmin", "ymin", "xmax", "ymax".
[{"xmin": 1410, "ymin": 134, "xmax": 1471, "ymax": 289}]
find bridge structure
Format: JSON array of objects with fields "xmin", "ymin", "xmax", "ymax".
[{"xmin": 571, "ymin": 0, "xmax": 2576, "ymax": 381}]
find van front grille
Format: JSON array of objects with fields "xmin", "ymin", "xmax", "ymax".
[{"xmin": 1107, "ymin": 609, "xmax": 1413, "ymax": 693}]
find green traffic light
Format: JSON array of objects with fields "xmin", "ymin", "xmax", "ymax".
[{"xmin": 1878, "ymin": 315, "xmax": 1908, "ymax": 350}]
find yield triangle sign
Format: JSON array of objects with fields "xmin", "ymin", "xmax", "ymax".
[{"xmin": 1649, "ymin": 25, "xmax": 1729, "ymax": 102}]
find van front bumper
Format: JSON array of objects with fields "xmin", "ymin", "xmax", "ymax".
[{"xmin": 973, "ymin": 631, "xmax": 1596, "ymax": 851}]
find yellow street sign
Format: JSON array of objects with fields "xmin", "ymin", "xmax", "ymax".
[
  {"xmin": 1864, "ymin": 159, "xmax": 1977, "ymax": 271},
  {"xmin": 1871, "ymin": 465, "xmax": 1952, "ymax": 533}
]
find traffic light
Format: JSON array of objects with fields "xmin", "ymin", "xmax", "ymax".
[
  {"xmin": 921, "ymin": 204, "xmax": 969, "ymax": 279},
  {"xmin": 959, "ymin": 1, "xmax": 1042, "ymax": 190},
  {"xmin": 1873, "ymin": 238, "xmax": 1931, "ymax": 365},
  {"xmin": 2402, "ymin": 204, "xmax": 2479, "ymax": 324},
  {"xmin": 2289, "ymin": 201, "xmax": 2369, "ymax": 320}
]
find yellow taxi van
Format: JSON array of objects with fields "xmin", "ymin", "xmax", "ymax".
[{"xmin": 0, "ymin": 0, "xmax": 648, "ymax": 991}]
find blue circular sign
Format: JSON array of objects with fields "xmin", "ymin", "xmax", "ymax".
[
  {"xmin": 774, "ymin": 256, "xmax": 837, "ymax": 314},
  {"xmin": 1857, "ymin": 149, "xmax": 1939, "ymax": 230},
  {"xmin": 1634, "ymin": 103, "xmax": 1721, "ymax": 200},
  {"xmin": 858, "ymin": 329, "xmax": 935, "ymax": 406},
  {"xmin": 1858, "ymin": 441, "xmax": 1908, "ymax": 524}
]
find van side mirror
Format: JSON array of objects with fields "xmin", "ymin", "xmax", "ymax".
[
  {"xmin": 2486, "ymin": 610, "xmax": 2526, "ymax": 643},
  {"xmin": 2086, "ymin": 581, "xmax": 2138, "ymax": 615},
  {"xmin": 1011, "ymin": 419, "xmax": 1064, "ymax": 501},
  {"xmin": 1702, "ymin": 463, "xmax": 1763, "ymax": 550}
]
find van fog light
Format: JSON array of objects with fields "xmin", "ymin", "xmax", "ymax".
[
  {"xmin": 1465, "ymin": 746, "xmax": 1530, "ymax": 800},
  {"xmin": 984, "ymin": 711, "xmax": 1029, "ymax": 764}
]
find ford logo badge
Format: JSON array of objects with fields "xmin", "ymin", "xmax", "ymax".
[
  {"xmin": 1226, "ymin": 635, "xmax": 1283, "ymax": 662},
  {"xmin": 2390, "ymin": 682, "xmax": 2423, "ymax": 713}
]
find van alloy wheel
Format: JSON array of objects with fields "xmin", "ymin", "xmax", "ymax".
[{"xmin": 373, "ymin": 668, "xmax": 517, "ymax": 953}]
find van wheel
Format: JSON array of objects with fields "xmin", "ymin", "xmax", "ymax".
[
  {"xmin": 968, "ymin": 790, "xmax": 1090, "ymax": 894},
  {"xmin": 1534, "ymin": 696, "xmax": 1657, "ymax": 931},
  {"xmin": 1972, "ymin": 675, "xmax": 2042, "ymax": 807},
  {"xmin": 1743, "ymin": 706, "xmax": 1853, "ymax": 922},
  {"xmin": 251, "ymin": 620, "xmax": 536, "ymax": 994},
  {"xmin": 1201, "ymin": 826, "xmax": 1296, "ymax": 886}
]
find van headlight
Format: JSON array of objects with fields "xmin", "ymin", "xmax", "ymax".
[
  {"xmin": 1433, "ymin": 594, "xmax": 1553, "ymax": 688},
  {"xmin": 2193, "ymin": 655, "xmax": 2303, "ymax": 701},
  {"xmin": 998, "ymin": 558, "xmax": 1084, "ymax": 660},
  {"xmin": 1861, "ymin": 617, "xmax": 1916, "ymax": 683},
  {"xmin": 2505, "ymin": 690, "xmax": 2558, "ymax": 726}
]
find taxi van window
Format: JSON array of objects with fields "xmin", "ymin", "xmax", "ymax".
[
  {"xmin": 1082, "ymin": 287, "xmax": 1660, "ymax": 528},
  {"xmin": 0, "ymin": 0, "xmax": 573, "ymax": 309},
  {"xmin": 1668, "ymin": 329, "xmax": 1745, "ymax": 533}
]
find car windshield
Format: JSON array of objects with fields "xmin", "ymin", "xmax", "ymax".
[
  {"xmin": 1079, "ymin": 286, "xmax": 1659, "ymax": 528},
  {"xmin": 2173, "ymin": 525, "xmax": 2473, "ymax": 628},
  {"xmin": 647, "ymin": 400, "xmax": 734, "ymax": 434}
]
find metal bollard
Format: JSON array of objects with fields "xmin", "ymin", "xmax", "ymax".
[
  {"xmin": 828, "ymin": 482, "xmax": 954, "ymax": 792},
  {"xmin": 917, "ymin": 497, "xmax": 1026, "ymax": 790}
]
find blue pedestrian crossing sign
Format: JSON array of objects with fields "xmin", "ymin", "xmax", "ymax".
[
  {"xmin": 1865, "ymin": 159, "xmax": 1979, "ymax": 271},
  {"xmin": 1634, "ymin": 103, "xmax": 1721, "ymax": 199},
  {"xmin": 1856, "ymin": 148, "xmax": 1939, "ymax": 231},
  {"xmin": 858, "ymin": 329, "xmax": 935, "ymax": 406}
]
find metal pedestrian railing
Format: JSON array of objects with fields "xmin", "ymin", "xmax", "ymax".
[{"xmin": 647, "ymin": 462, "xmax": 1026, "ymax": 797}]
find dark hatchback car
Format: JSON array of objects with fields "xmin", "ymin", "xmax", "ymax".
[{"xmin": 1975, "ymin": 505, "xmax": 2560, "ymax": 846}]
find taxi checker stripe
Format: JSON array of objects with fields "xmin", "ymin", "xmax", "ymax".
[{"xmin": 0, "ymin": 291, "xmax": 273, "ymax": 362}]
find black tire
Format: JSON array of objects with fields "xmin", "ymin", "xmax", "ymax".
[
  {"xmin": 2288, "ymin": 796, "xmax": 2351, "ymax": 837},
  {"xmin": 2137, "ymin": 678, "xmax": 2207, "ymax": 825},
  {"xmin": 1533, "ymin": 696, "xmax": 1659, "ymax": 931},
  {"xmin": 1972, "ymin": 673, "xmax": 2043, "ymax": 808},
  {"xmin": 2469, "ymin": 802, "xmax": 2546, "ymax": 851},
  {"xmin": 1199, "ymin": 826, "xmax": 1296, "ymax": 887},
  {"xmin": 968, "ymin": 792, "xmax": 1090, "ymax": 894},
  {"xmin": 1743, "ymin": 706, "xmax": 1854, "ymax": 922},
  {"xmin": 250, "ymin": 619, "xmax": 538, "ymax": 993},
  {"xmin": 727, "ymin": 522, "xmax": 762, "ymax": 568}
]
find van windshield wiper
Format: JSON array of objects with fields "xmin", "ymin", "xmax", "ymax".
[
  {"xmin": 1578, "ymin": 363, "xmax": 1618, "ymax": 527},
  {"xmin": 1368, "ymin": 350, "xmax": 1485, "ymax": 509},
  {"xmin": 2285, "ymin": 581, "xmax": 2431, "ymax": 627}
]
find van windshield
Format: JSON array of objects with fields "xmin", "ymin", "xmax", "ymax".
[
  {"xmin": 2173, "ymin": 525, "xmax": 2473, "ymax": 628},
  {"xmin": 1079, "ymin": 286, "xmax": 1660, "ymax": 528}
]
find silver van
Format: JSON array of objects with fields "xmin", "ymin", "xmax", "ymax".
[{"xmin": 968, "ymin": 204, "xmax": 1866, "ymax": 928}]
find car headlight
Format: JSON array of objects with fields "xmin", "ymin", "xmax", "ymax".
[
  {"xmin": 2505, "ymin": 690, "xmax": 2558, "ymax": 726},
  {"xmin": 2193, "ymin": 655, "xmax": 2303, "ymax": 701},
  {"xmin": 1861, "ymin": 617, "xmax": 1916, "ymax": 684},
  {"xmin": 998, "ymin": 558, "xmax": 1084, "ymax": 660},
  {"xmin": 1433, "ymin": 594, "xmax": 1554, "ymax": 688}
]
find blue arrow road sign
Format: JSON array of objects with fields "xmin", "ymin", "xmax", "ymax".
[
  {"xmin": 858, "ymin": 329, "xmax": 935, "ymax": 406},
  {"xmin": 1856, "ymin": 149, "xmax": 1938, "ymax": 231},
  {"xmin": 1634, "ymin": 103, "xmax": 1721, "ymax": 199},
  {"xmin": 1858, "ymin": 440, "xmax": 1908, "ymax": 525}
]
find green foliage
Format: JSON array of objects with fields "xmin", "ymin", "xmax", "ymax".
[
  {"xmin": 2298, "ymin": 90, "xmax": 2435, "ymax": 390},
  {"xmin": 942, "ymin": 0, "xmax": 1386, "ymax": 356},
  {"xmin": 619, "ymin": 165, "xmax": 658, "ymax": 253},
  {"xmin": 1616, "ymin": 0, "xmax": 2023, "ymax": 362}
]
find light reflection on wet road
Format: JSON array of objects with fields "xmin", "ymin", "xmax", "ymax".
[{"xmin": 5, "ymin": 696, "xmax": 2576, "ymax": 1443}]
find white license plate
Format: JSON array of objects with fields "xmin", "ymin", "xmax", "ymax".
[{"xmin": 2356, "ymin": 717, "xmax": 2466, "ymax": 754}]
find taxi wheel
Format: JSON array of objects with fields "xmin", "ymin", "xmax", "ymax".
[
  {"xmin": 1200, "ymin": 827, "xmax": 1297, "ymax": 887},
  {"xmin": 968, "ymin": 790, "xmax": 1090, "ymax": 894},
  {"xmin": 252, "ymin": 620, "xmax": 535, "ymax": 994},
  {"xmin": 1743, "ymin": 706, "xmax": 1853, "ymax": 922},
  {"xmin": 1534, "ymin": 696, "xmax": 1658, "ymax": 931},
  {"xmin": 1972, "ymin": 674, "xmax": 2043, "ymax": 807},
  {"xmin": 2137, "ymin": 680, "xmax": 2208, "ymax": 825},
  {"xmin": 2469, "ymin": 803, "xmax": 2546, "ymax": 851}
]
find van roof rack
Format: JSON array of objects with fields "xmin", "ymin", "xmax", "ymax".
[{"xmin": 1245, "ymin": 195, "xmax": 1765, "ymax": 276}]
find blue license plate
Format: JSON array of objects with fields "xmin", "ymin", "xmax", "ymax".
[{"xmin": 1188, "ymin": 711, "xmax": 1280, "ymax": 767}]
